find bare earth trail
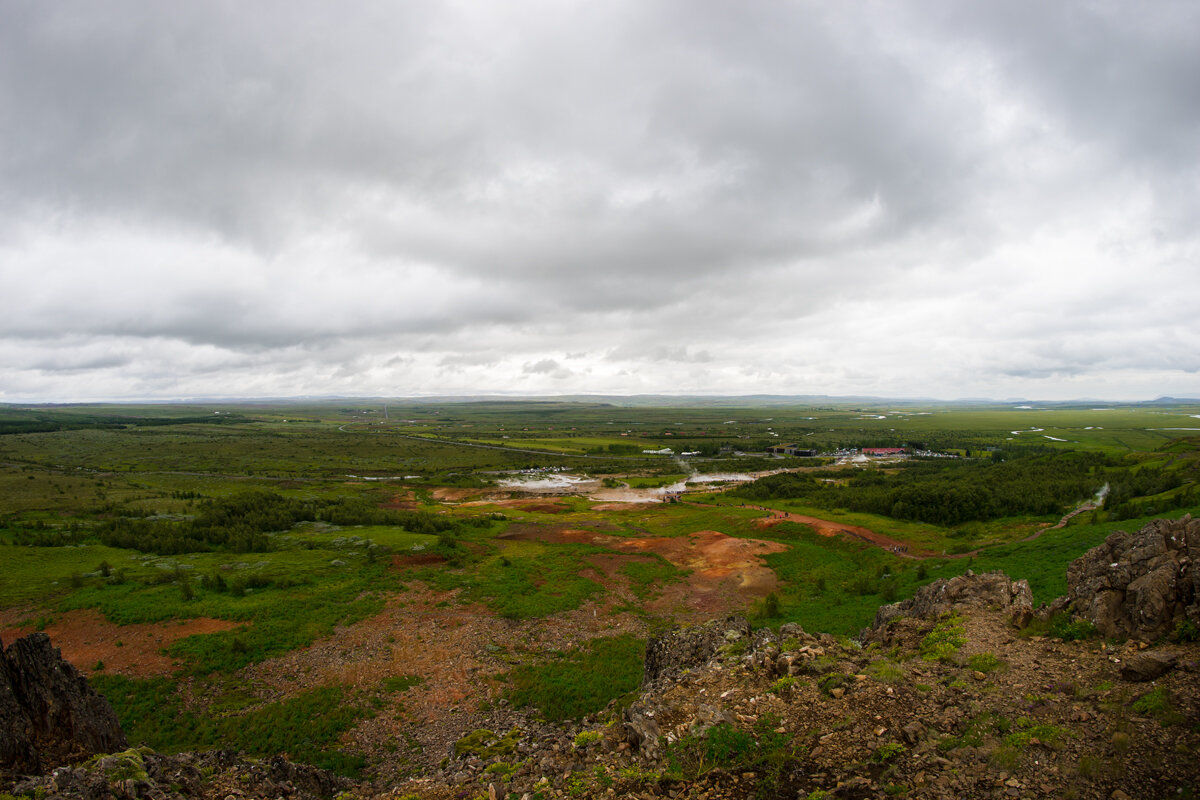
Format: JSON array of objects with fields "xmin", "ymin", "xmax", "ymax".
[
  {"xmin": 750, "ymin": 506, "xmax": 922, "ymax": 556},
  {"xmin": 937, "ymin": 500, "xmax": 1103, "ymax": 560},
  {"xmin": 693, "ymin": 497, "xmax": 1102, "ymax": 561},
  {"xmin": 681, "ymin": 500, "xmax": 925, "ymax": 557}
]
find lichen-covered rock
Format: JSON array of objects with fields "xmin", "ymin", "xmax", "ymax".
[
  {"xmin": 872, "ymin": 570, "xmax": 1033, "ymax": 630},
  {"xmin": 1067, "ymin": 515, "xmax": 1200, "ymax": 641},
  {"xmin": 1, "ymin": 633, "xmax": 128, "ymax": 776}
]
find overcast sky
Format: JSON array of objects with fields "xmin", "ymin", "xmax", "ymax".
[{"xmin": 2, "ymin": 1, "xmax": 1198, "ymax": 402}]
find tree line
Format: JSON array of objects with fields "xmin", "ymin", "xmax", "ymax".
[
  {"xmin": 97, "ymin": 490, "xmax": 462, "ymax": 554},
  {"xmin": 733, "ymin": 450, "xmax": 1122, "ymax": 526}
]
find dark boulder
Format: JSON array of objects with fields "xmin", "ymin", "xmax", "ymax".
[
  {"xmin": 0, "ymin": 633, "xmax": 128, "ymax": 775},
  {"xmin": 1119, "ymin": 650, "xmax": 1178, "ymax": 682}
]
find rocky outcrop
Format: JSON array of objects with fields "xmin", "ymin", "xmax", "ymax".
[
  {"xmin": 0, "ymin": 633, "xmax": 127, "ymax": 775},
  {"xmin": 641, "ymin": 614, "xmax": 752, "ymax": 687},
  {"xmin": 626, "ymin": 616, "xmax": 751, "ymax": 757},
  {"xmin": 1067, "ymin": 515, "xmax": 1200, "ymax": 641},
  {"xmin": 625, "ymin": 617, "xmax": 834, "ymax": 758},
  {"xmin": 872, "ymin": 570, "xmax": 1034, "ymax": 629}
]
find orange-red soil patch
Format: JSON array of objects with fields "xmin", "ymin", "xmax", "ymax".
[
  {"xmin": 381, "ymin": 490, "xmax": 419, "ymax": 510},
  {"xmin": 241, "ymin": 585, "xmax": 653, "ymax": 781},
  {"xmin": 0, "ymin": 609, "xmax": 240, "ymax": 677},
  {"xmin": 754, "ymin": 510, "xmax": 920, "ymax": 555},
  {"xmin": 589, "ymin": 501, "xmax": 661, "ymax": 512},
  {"xmin": 429, "ymin": 487, "xmax": 484, "ymax": 502},
  {"xmin": 460, "ymin": 498, "xmax": 573, "ymax": 513}
]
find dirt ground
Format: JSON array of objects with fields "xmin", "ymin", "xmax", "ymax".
[
  {"xmin": 0, "ymin": 608, "xmax": 239, "ymax": 677},
  {"xmin": 428, "ymin": 487, "xmax": 485, "ymax": 502},
  {"xmin": 240, "ymin": 583, "xmax": 652, "ymax": 782},
  {"xmin": 752, "ymin": 508, "xmax": 921, "ymax": 556}
]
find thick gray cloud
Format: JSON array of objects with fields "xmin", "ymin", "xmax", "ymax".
[{"xmin": 1, "ymin": 0, "xmax": 1197, "ymax": 401}]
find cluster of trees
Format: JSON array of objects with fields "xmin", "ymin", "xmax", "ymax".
[
  {"xmin": 735, "ymin": 451, "xmax": 1115, "ymax": 526},
  {"xmin": 1103, "ymin": 464, "xmax": 1194, "ymax": 520},
  {"xmin": 1103, "ymin": 465, "xmax": 1184, "ymax": 509},
  {"xmin": 97, "ymin": 490, "xmax": 462, "ymax": 554},
  {"xmin": 0, "ymin": 412, "xmax": 252, "ymax": 436}
]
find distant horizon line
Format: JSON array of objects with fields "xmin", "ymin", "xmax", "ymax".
[{"xmin": 4, "ymin": 392, "xmax": 1199, "ymax": 408}]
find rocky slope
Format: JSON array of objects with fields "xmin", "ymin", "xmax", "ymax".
[{"xmin": 4, "ymin": 517, "xmax": 1200, "ymax": 800}]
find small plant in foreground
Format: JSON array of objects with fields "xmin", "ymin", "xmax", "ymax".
[
  {"xmin": 872, "ymin": 742, "xmax": 906, "ymax": 763},
  {"xmin": 573, "ymin": 730, "xmax": 602, "ymax": 749},
  {"xmin": 1171, "ymin": 618, "xmax": 1199, "ymax": 643},
  {"xmin": 453, "ymin": 727, "xmax": 521, "ymax": 760},
  {"xmin": 967, "ymin": 652, "xmax": 1004, "ymax": 673},
  {"xmin": 769, "ymin": 676, "xmax": 801, "ymax": 695},
  {"xmin": 1048, "ymin": 613, "xmax": 1097, "ymax": 641},
  {"xmin": 1132, "ymin": 686, "xmax": 1184, "ymax": 725},
  {"xmin": 867, "ymin": 659, "xmax": 904, "ymax": 683},
  {"xmin": 664, "ymin": 715, "xmax": 797, "ymax": 799},
  {"xmin": 920, "ymin": 613, "xmax": 965, "ymax": 663},
  {"xmin": 818, "ymin": 673, "xmax": 847, "ymax": 696},
  {"xmin": 381, "ymin": 674, "xmax": 423, "ymax": 693},
  {"xmin": 1004, "ymin": 723, "xmax": 1068, "ymax": 748}
]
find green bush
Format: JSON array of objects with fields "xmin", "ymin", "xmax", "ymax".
[
  {"xmin": 1048, "ymin": 614, "xmax": 1097, "ymax": 642},
  {"xmin": 664, "ymin": 715, "xmax": 797, "ymax": 799},
  {"xmin": 1131, "ymin": 686, "xmax": 1184, "ymax": 725},
  {"xmin": 573, "ymin": 730, "xmax": 603, "ymax": 749},
  {"xmin": 967, "ymin": 652, "xmax": 1004, "ymax": 673},
  {"xmin": 867, "ymin": 660, "xmax": 904, "ymax": 683},
  {"xmin": 454, "ymin": 728, "xmax": 520, "ymax": 759},
  {"xmin": 872, "ymin": 742, "xmax": 906, "ymax": 763},
  {"xmin": 1171, "ymin": 618, "xmax": 1199, "ymax": 643},
  {"xmin": 920, "ymin": 614, "xmax": 966, "ymax": 663}
]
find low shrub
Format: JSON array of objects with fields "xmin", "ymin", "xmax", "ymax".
[
  {"xmin": 920, "ymin": 613, "xmax": 965, "ymax": 663},
  {"xmin": 664, "ymin": 715, "xmax": 797, "ymax": 799}
]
